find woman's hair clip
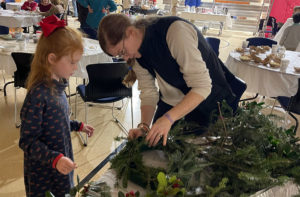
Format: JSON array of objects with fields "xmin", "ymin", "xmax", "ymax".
[
  {"xmin": 128, "ymin": 66, "xmax": 132, "ymax": 70},
  {"xmin": 39, "ymin": 15, "xmax": 66, "ymax": 37}
]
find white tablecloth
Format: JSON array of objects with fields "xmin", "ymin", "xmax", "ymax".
[
  {"xmin": 225, "ymin": 50, "xmax": 300, "ymax": 97},
  {"xmin": 6, "ymin": 2, "xmax": 23, "ymax": 11},
  {"xmin": 179, "ymin": 12, "xmax": 232, "ymax": 29},
  {"xmin": 273, "ymin": 18, "xmax": 293, "ymax": 43},
  {"xmin": 0, "ymin": 10, "xmax": 42, "ymax": 28},
  {"xmin": 0, "ymin": 37, "xmax": 112, "ymax": 79}
]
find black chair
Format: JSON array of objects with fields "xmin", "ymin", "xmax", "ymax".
[
  {"xmin": 276, "ymin": 79, "xmax": 300, "ymax": 134},
  {"xmin": 206, "ymin": 37, "xmax": 220, "ymax": 57},
  {"xmin": 4, "ymin": 53, "xmax": 33, "ymax": 127},
  {"xmin": 246, "ymin": 37, "xmax": 277, "ymax": 47},
  {"xmin": 205, "ymin": 38, "xmax": 247, "ymax": 112},
  {"xmin": 221, "ymin": 63, "xmax": 247, "ymax": 112},
  {"xmin": 0, "ymin": 26, "xmax": 9, "ymax": 35},
  {"xmin": 75, "ymin": 62, "xmax": 133, "ymax": 145}
]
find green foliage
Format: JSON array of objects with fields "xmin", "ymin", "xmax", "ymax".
[
  {"xmin": 110, "ymin": 137, "xmax": 163, "ymax": 190},
  {"xmin": 205, "ymin": 178, "xmax": 228, "ymax": 197},
  {"xmin": 202, "ymin": 101, "xmax": 300, "ymax": 196},
  {"xmin": 156, "ymin": 172, "xmax": 186, "ymax": 197},
  {"xmin": 110, "ymin": 101, "xmax": 300, "ymax": 196}
]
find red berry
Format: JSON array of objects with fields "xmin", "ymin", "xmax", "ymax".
[{"xmin": 172, "ymin": 183, "xmax": 180, "ymax": 188}]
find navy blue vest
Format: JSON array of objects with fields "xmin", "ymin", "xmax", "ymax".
[{"xmin": 136, "ymin": 16, "xmax": 235, "ymax": 116}]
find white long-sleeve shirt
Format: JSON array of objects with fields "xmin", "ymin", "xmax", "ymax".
[{"xmin": 133, "ymin": 20, "xmax": 212, "ymax": 107}]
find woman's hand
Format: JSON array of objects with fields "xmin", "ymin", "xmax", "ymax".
[
  {"xmin": 56, "ymin": 156, "xmax": 77, "ymax": 175},
  {"xmin": 128, "ymin": 128, "xmax": 145, "ymax": 139},
  {"xmin": 81, "ymin": 124, "xmax": 94, "ymax": 137},
  {"xmin": 146, "ymin": 116, "xmax": 173, "ymax": 147}
]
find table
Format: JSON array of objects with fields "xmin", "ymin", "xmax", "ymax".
[
  {"xmin": 6, "ymin": 2, "xmax": 23, "ymax": 11},
  {"xmin": 179, "ymin": 12, "xmax": 232, "ymax": 35},
  {"xmin": 225, "ymin": 50, "xmax": 300, "ymax": 97},
  {"xmin": 0, "ymin": 9, "xmax": 42, "ymax": 28},
  {"xmin": 0, "ymin": 37, "xmax": 112, "ymax": 79},
  {"xmin": 273, "ymin": 18, "xmax": 293, "ymax": 43}
]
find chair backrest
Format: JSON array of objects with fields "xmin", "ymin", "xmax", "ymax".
[
  {"xmin": 246, "ymin": 37, "xmax": 277, "ymax": 47},
  {"xmin": 221, "ymin": 63, "xmax": 247, "ymax": 112},
  {"xmin": 277, "ymin": 78, "xmax": 300, "ymax": 115},
  {"xmin": 11, "ymin": 52, "xmax": 33, "ymax": 88},
  {"xmin": 85, "ymin": 62, "xmax": 132, "ymax": 99},
  {"xmin": 205, "ymin": 37, "xmax": 220, "ymax": 56},
  {"xmin": 0, "ymin": 26, "xmax": 9, "ymax": 35}
]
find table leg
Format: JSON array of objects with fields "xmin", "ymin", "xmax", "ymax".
[{"xmin": 219, "ymin": 22, "xmax": 224, "ymax": 36}]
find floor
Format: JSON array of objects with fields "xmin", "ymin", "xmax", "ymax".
[{"xmin": 0, "ymin": 17, "xmax": 299, "ymax": 197}]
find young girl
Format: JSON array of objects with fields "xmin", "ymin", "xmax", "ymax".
[{"xmin": 19, "ymin": 15, "xmax": 94, "ymax": 197}]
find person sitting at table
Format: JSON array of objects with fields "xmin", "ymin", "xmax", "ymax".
[
  {"xmin": 279, "ymin": 13, "xmax": 300, "ymax": 51},
  {"xmin": 98, "ymin": 14, "xmax": 237, "ymax": 147},
  {"xmin": 33, "ymin": 0, "xmax": 64, "ymax": 33},
  {"xmin": 38, "ymin": 0, "xmax": 64, "ymax": 17},
  {"xmin": 21, "ymin": 0, "xmax": 38, "ymax": 33},
  {"xmin": 21, "ymin": 0, "xmax": 38, "ymax": 11},
  {"xmin": 77, "ymin": 0, "xmax": 117, "ymax": 39},
  {"xmin": 38, "ymin": 0, "xmax": 51, "ymax": 12}
]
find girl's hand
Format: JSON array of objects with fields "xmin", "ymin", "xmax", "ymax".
[
  {"xmin": 128, "ymin": 128, "xmax": 145, "ymax": 139},
  {"xmin": 146, "ymin": 116, "xmax": 172, "ymax": 147},
  {"xmin": 82, "ymin": 125, "xmax": 94, "ymax": 137},
  {"xmin": 56, "ymin": 156, "xmax": 77, "ymax": 175}
]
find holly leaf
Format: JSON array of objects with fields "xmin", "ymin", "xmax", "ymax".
[
  {"xmin": 157, "ymin": 172, "xmax": 167, "ymax": 187},
  {"xmin": 168, "ymin": 175, "xmax": 177, "ymax": 184}
]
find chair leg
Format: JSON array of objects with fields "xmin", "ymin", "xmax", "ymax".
[
  {"xmin": 288, "ymin": 112, "xmax": 298, "ymax": 134},
  {"xmin": 76, "ymin": 100, "xmax": 88, "ymax": 146},
  {"xmin": 15, "ymin": 87, "xmax": 20, "ymax": 128},
  {"xmin": 240, "ymin": 93, "xmax": 259, "ymax": 102},
  {"xmin": 4, "ymin": 81, "xmax": 14, "ymax": 96},
  {"xmin": 112, "ymin": 101, "xmax": 129, "ymax": 136}
]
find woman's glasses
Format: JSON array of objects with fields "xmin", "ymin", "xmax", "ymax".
[{"xmin": 114, "ymin": 39, "xmax": 127, "ymax": 60}]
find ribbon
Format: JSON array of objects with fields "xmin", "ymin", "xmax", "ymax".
[{"xmin": 39, "ymin": 15, "xmax": 66, "ymax": 37}]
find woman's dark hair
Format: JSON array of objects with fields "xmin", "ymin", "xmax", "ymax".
[
  {"xmin": 98, "ymin": 14, "xmax": 136, "ymax": 87},
  {"xmin": 98, "ymin": 14, "xmax": 158, "ymax": 87},
  {"xmin": 293, "ymin": 13, "xmax": 300, "ymax": 23},
  {"xmin": 98, "ymin": 14, "xmax": 132, "ymax": 56}
]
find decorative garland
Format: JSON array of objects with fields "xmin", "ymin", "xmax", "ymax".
[{"xmin": 110, "ymin": 101, "xmax": 300, "ymax": 196}]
